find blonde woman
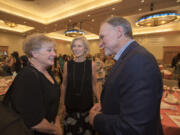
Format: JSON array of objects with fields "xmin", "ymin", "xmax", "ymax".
[{"xmin": 61, "ymin": 37, "xmax": 100, "ymax": 135}]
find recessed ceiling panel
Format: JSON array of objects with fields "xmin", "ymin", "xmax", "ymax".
[{"xmin": 0, "ymin": 0, "xmax": 122, "ymax": 23}]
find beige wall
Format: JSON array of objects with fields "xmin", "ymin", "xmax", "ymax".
[
  {"xmin": 134, "ymin": 32, "xmax": 180, "ymax": 60},
  {"xmin": 0, "ymin": 32, "xmax": 24, "ymax": 56},
  {"xmin": 88, "ymin": 40, "xmax": 100, "ymax": 55},
  {"xmin": 55, "ymin": 40, "xmax": 71, "ymax": 56},
  {"xmin": 0, "ymin": 31, "xmax": 180, "ymax": 61},
  {"xmin": 0, "ymin": 32, "xmax": 101, "ymax": 57}
]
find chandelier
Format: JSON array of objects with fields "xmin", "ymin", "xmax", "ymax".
[
  {"xmin": 64, "ymin": 29, "xmax": 85, "ymax": 37},
  {"xmin": 136, "ymin": 12, "xmax": 180, "ymax": 27},
  {"xmin": 4, "ymin": 21, "xmax": 17, "ymax": 28},
  {"xmin": 64, "ymin": 22, "xmax": 85, "ymax": 37}
]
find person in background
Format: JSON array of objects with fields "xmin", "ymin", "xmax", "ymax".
[
  {"xmin": 4, "ymin": 34, "xmax": 62, "ymax": 135},
  {"xmin": 61, "ymin": 36, "xmax": 100, "ymax": 135},
  {"xmin": 94, "ymin": 53, "xmax": 105, "ymax": 94},
  {"xmin": 89, "ymin": 16, "xmax": 163, "ymax": 135},
  {"xmin": 1, "ymin": 55, "xmax": 12, "ymax": 76},
  {"xmin": 171, "ymin": 53, "xmax": 180, "ymax": 88},
  {"xmin": 171, "ymin": 53, "xmax": 180, "ymax": 69},
  {"xmin": 20, "ymin": 55, "xmax": 29, "ymax": 68},
  {"xmin": 104, "ymin": 55, "xmax": 115, "ymax": 79},
  {"xmin": 58, "ymin": 54, "xmax": 64, "ymax": 73},
  {"xmin": 62, "ymin": 54, "xmax": 68, "ymax": 69},
  {"xmin": 8, "ymin": 51, "xmax": 21, "ymax": 73},
  {"xmin": 51, "ymin": 56, "xmax": 63, "ymax": 86}
]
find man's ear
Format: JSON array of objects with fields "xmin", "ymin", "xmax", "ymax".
[{"xmin": 116, "ymin": 26, "xmax": 123, "ymax": 39}]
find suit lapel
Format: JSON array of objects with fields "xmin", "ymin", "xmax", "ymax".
[{"xmin": 104, "ymin": 41, "xmax": 139, "ymax": 84}]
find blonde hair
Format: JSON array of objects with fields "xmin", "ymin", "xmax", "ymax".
[
  {"xmin": 23, "ymin": 33, "xmax": 55, "ymax": 57},
  {"xmin": 71, "ymin": 36, "xmax": 89, "ymax": 55}
]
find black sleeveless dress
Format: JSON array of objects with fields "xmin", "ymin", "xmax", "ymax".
[{"xmin": 64, "ymin": 59, "xmax": 95, "ymax": 135}]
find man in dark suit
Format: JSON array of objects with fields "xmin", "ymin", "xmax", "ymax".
[{"xmin": 89, "ymin": 16, "xmax": 163, "ymax": 135}]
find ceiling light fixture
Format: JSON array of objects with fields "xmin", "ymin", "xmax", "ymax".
[
  {"xmin": 136, "ymin": 12, "xmax": 180, "ymax": 27},
  {"xmin": 91, "ymin": 19, "xmax": 95, "ymax": 22},
  {"xmin": 64, "ymin": 29, "xmax": 85, "ymax": 37},
  {"xmin": 64, "ymin": 22, "xmax": 85, "ymax": 37},
  {"xmin": 4, "ymin": 21, "xmax": 17, "ymax": 28}
]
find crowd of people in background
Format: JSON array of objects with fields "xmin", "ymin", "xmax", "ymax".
[
  {"xmin": 0, "ymin": 47, "xmax": 115, "ymax": 92},
  {"xmin": 171, "ymin": 53, "xmax": 180, "ymax": 88},
  {"xmin": 0, "ymin": 51, "xmax": 28, "ymax": 76}
]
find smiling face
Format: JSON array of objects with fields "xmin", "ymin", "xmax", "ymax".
[
  {"xmin": 33, "ymin": 42, "xmax": 56, "ymax": 67},
  {"xmin": 99, "ymin": 23, "xmax": 120, "ymax": 56},
  {"xmin": 71, "ymin": 39, "xmax": 86, "ymax": 58}
]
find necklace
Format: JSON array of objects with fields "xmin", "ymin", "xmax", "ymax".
[
  {"xmin": 74, "ymin": 56, "xmax": 86, "ymax": 62},
  {"xmin": 72, "ymin": 59, "xmax": 86, "ymax": 96},
  {"xmin": 30, "ymin": 62, "xmax": 46, "ymax": 73}
]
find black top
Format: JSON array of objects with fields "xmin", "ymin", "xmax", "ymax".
[
  {"xmin": 65, "ymin": 59, "xmax": 93, "ymax": 113},
  {"xmin": 9, "ymin": 65, "xmax": 60, "ymax": 135},
  {"xmin": 12, "ymin": 58, "xmax": 21, "ymax": 73}
]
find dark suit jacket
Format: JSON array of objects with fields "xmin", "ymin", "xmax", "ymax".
[{"xmin": 94, "ymin": 41, "xmax": 163, "ymax": 135}]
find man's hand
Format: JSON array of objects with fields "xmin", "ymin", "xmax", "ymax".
[{"xmin": 89, "ymin": 103, "xmax": 102, "ymax": 126}]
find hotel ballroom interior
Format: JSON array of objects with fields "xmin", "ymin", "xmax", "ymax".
[{"xmin": 0, "ymin": 0, "xmax": 180, "ymax": 135}]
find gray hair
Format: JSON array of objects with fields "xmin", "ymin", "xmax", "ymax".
[
  {"xmin": 105, "ymin": 16, "xmax": 133, "ymax": 39},
  {"xmin": 71, "ymin": 36, "xmax": 89, "ymax": 55},
  {"xmin": 23, "ymin": 33, "xmax": 56, "ymax": 57}
]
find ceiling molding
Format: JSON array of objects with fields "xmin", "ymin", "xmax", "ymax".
[{"xmin": 0, "ymin": 0, "xmax": 179, "ymax": 40}]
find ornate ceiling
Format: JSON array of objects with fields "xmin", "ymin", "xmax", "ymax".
[{"xmin": 0, "ymin": 0, "xmax": 179, "ymax": 41}]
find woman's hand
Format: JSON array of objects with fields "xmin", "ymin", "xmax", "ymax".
[
  {"xmin": 55, "ymin": 125, "xmax": 62, "ymax": 135},
  {"xmin": 60, "ymin": 104, "xmax": 66, "ymax": 118},
  {"xmin": 54, "ymin": 116, "xmax": 63, "ymax": 135}
]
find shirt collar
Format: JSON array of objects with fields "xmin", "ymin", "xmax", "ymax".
[{"xmin": 114, "ymin": 39, "xmax": 134, "ymax": 61}]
